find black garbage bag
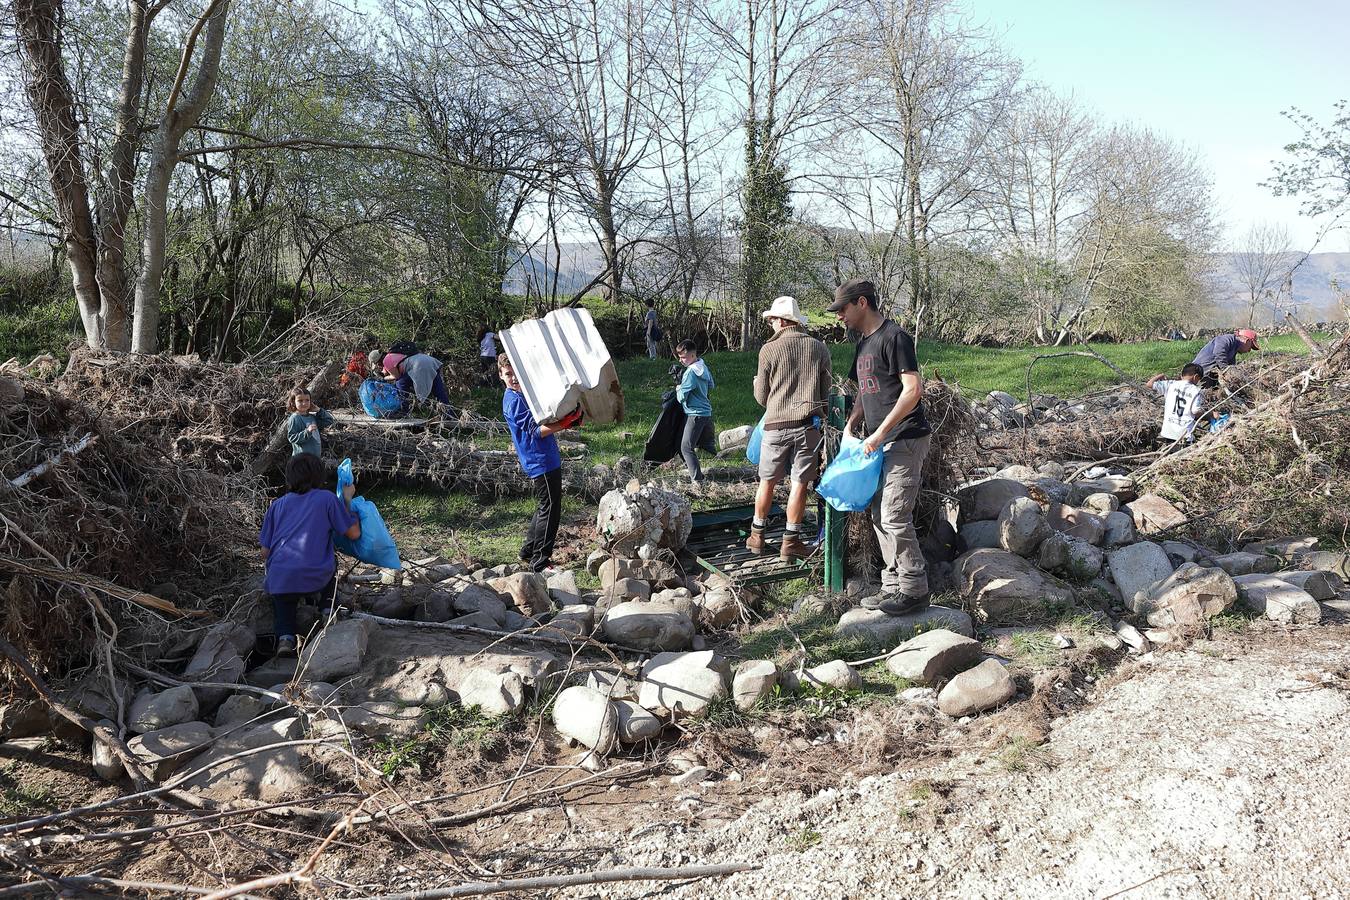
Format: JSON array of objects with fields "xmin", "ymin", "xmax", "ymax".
[{"xmin": 643, "ymin": 389, "xmax": 687, "ymax": 464}]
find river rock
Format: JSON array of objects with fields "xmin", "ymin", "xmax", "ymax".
[
  {"xmin": 886, "ymin": 630, "xmax": 983, "ymax": 684},
  {"xmin": 799, "ymin": 660, "xmax": 860, "ymax": 692},
  {"xmin": 456, "ymin": 668, "xmax": 526, "ymax": 717},
  {"xmin": 1208, "ymin": 552, "xmax": 1280, "ymax": 577},
  {"xmin": 953, "ymin": 549, "xmax": 1075, "ymax": 624},
  {"xmin": 600, "ymin": 600, "xmax": 695, "ymax": 651},
  {"xmin": 1038, "ymin": 532, "xmax": 1105, "ymax": 581},
  {"xmin": 998, "ymin": 497, "xmax": 1051, "ymax": 556},
  {"xmin": 937, "ymin": 659, "xmax": 1015, "ymax": 717},
  {"xmin": 1234, "ymin": 575, "xmax": 1322, "ymax": 624},
  {"xmin": 1134, "ymin": 563, "xmax": 1238, "ymax": 627},
  {"xmin": 1123, "ymin": 493, "xmax": 1187, "ymax": 535},
  {"xmin": 835, "ymin": 606, "xmax": 974, "ymax": 644},
  {"xmin": 732, "ymin": 660, "xmax": 779, "ymax": 711},
  {"xmin": 1046, "ymin": 504, "xmax": 1106, "ymax": 546},
  {"xmin": 1102, "ymin": 511, "xmax": 1138, "ymax": 547},
  {"xmin": 614, "ymin": 699, "xmax": 662, "ymax": 743},
  {"xmin": 957, "ymin": 478, "xmax": 1030, "ymax": 522},
  {"xmin": 1080, "ymin": 492, "xmax": 1119, "ymax": 515},
  {"xmin": 637, "ymin": 650, "xmax": 729, "ymax": 717},
  {"xmin": 299, "ymin": 619, "xmax": 373, "ymax": 682},
  {"xmin": 489, "ymin": 572, "xmax": 551, "ymax": 616},
  {"xmin": 959, "ymin": 520, "xmax": 1001, "ymax": 551},
  {"xmin": 596, "ymin": 485, "xmax": 693, "ymax": 558},
  {"xmin": 183, "ymin": 623, "xmax": 253, "ymax": 709},
  {"xmin": 129, "ymin": 721, "xmax": 216, "ymax": 780},
  {"xmin": 552, "ymin": 686, "xmax": 617, "ymax": 754},
  {"xmin": 1274, "ymin": 570, "xmax": 1345, "ymax": 601},
  {"xmin": 128, "ymin": 686, "xmax": 199, "ymax": 734},
  {"xmin": 1106, "ymin": 542, "xmax": 1174, "ymax": 608}
]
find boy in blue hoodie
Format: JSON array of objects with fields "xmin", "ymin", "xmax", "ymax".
[
  {"xmin": 498, "ymin": 354, "xmax": 581, "ymax": 573},
  {"xmin": 674, "ymin": 340, "xmax": 717, "ymax": 483}
]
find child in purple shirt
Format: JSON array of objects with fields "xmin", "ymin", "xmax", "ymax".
[{"xmin": 259, "ymin": 454, "xmax": 360, "ymax": 655}]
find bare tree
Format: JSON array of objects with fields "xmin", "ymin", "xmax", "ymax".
[{"xmin": 1233, "ymin": 220, "xmax": 1292, "ymax": 327}]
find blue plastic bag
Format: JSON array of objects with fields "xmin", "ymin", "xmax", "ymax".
[
  {"xmin": 1208, "ymin": 412, "xmax": 1230, "ymax": 435},
  {"xmin": 333, "ymin": 458, "xmax": 401, "ymax": 569},
  {"xmin": 817, "ymin": 434, "xmax": 884, "ymax": 512},
  {"xmin": 745, "ymin": 415, "xmax": 766, "ymax": 465},
  {"xmin": 359, "ymin": 378, "xmax": 403, "ymax": 418}
]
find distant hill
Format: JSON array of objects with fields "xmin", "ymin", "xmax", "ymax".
[{"xmin": 1208, "ymin": 251, "xmax": 1350, "ymax": 325}]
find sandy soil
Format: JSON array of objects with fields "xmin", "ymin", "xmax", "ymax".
[{"xmin": 563, "ymin": 624, "xmax": 1350, "ymax": 899}]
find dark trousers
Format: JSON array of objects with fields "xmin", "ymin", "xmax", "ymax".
[
  {"xmin": 521, "ymin": 466, "xmax": 563, "ymax": 571},
  {"xmin": 270, "ymin": 577, "xmax": 336, "ymax": 640},
  {"xmin": 680, "ymin": 414, "xmax": 716, "ymax": 482},
  {"xmin": 395, "ymin": 372, "xmax": 454, "ymax": 413}
]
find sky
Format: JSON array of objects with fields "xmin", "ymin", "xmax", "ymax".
[{"xmin": 965, "ymin": 0, "xmax": 1349, "ymax": 253}]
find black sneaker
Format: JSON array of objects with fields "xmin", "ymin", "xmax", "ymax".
[
  {"xmin": 276, "ymin": 636, "xmax": 298, "ymax": 658},
  {"xmin": 877, "ymin": 593, "xmax": 931, "ymax": 617}
]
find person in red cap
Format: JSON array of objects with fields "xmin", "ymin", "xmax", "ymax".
[{"xmin": 1191, "ymin": 328, "xmax": 1259, "ymax": 388}]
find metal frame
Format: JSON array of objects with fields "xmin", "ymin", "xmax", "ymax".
[{"xmin": 686, "ymin": 503, "xmax": 817, "ymax": 587}]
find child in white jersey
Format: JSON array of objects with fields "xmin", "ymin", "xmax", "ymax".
[{"xmin": 1146, "ymin": 363, "xmax": 1208, "ymax": 444}]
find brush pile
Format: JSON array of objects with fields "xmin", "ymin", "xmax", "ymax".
[{"xmin": 1142, "ymin": 335, "xmax": 1350, "ymax": 547}]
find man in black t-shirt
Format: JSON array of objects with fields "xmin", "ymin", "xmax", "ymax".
[{"xmin": 827, "ymin": 279, "xmax": 933, "ymax": 615}]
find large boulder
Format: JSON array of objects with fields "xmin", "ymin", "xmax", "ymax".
[
  {"xmin": 1122, "ymin": 493, "xmax": 1187, "ymax": 535},
  {"xmin": 488, "ymin": 572, "xmax": 551, "ymax": 616},
  {"xmin": 718, "ymin": 425, "xmax": 754, "ymax": 452},
  {"xmin": 600, "ymin": 600, "xmax": 695, "ymax": 651},
  {"xmin": 1289, "ymin": 551, "xmax": 1350, "ymax": 580},
  {"xmin": 957, "ymin": 478, "xmax": 1030, "ymax": 522},
  {"xmin": 128, "ymin": 686, "xmax": 199, "ymax": 734},
  {"xmin": 732, "ymin": 660, "xmax": 778, "ymax": 711},
  {"xmin": 1234, "ymin": 575, "xmax": 1321, "ymax": 624},
  {"xmin": 835, "ymin": 606, "xmax": 974, "ymax": 644},
  {"xmin": 1106, "ymin": 542, "xmax": 1174, "ymax": 609},
  {"xmin": 552, "ymin": 686, "xmax": 618, "ymax": 754},
  {"xmin": 1038, "ymin": 533, "xmax": 1105, "ymax": 582},
  {"xmin": 937, "ymin": 659, "xmax": 1015, "ymax": 717},
  {"xmin": 886, "ymin": 630, "xmax": 983, "ymax": 684},
  {"xmin": 953, "ymin": 549, "xmax": 1076, "ymax": 624},
  {"xmin": 1134, "ymin": 564, "xmax": 1238, "ymax": 627},
  {"xmin": 998, "ymin": 497, "xmax": 1051, "ymax": 556},
  {"xmin": 299, "ymin": 619, "xmax": 373, "ymax": 682},
  {"xmin": 637, "ymin": 650, "xmax": 729, "ymax": 717},
  {"xmin": 596, "ymin": 484, "xmax": 693, "ymax": 558},
  {"xmin": 1046, "ymin": 504, "xmax": 1106, "ymax": 546},
  {"xmin": 183, "ymin": 623, "xmax": 253, "ymax": 709}
]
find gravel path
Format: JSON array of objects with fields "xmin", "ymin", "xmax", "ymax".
[{"xmin": 566, "ymin": 627, "xmax": 1350, "ymax": 899}]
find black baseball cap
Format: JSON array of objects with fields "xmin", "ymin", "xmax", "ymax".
[{"xmin": 826, "ymin": 278, "xmax": 877, "ymax": 312}]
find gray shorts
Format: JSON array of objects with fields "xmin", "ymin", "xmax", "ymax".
[{"xmin": 758, "ymin": 425, "xmax": 822, "ymax": 483}]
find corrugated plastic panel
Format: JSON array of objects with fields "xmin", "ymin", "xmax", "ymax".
[{"xmin": 501, "ymin": 308, "xmax": 625, "ymax": 425}]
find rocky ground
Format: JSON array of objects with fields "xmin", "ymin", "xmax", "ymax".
[{"xmin": 559, "ymin": 623, "xmax": 1350, "ymax": 899}]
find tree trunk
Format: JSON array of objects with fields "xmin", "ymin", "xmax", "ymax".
[
  {"xmin": 12, "ymin": 0, "xmax": 105, "ymax": 348},
  {"xmin": 131, "ymin": 0, "xmax": 231, "ymax": 354}
]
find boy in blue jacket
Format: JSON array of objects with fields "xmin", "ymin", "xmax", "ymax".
[
  {"xmin": 675, "ymin": 339, "xmax": 717, "ymax": 483},
  {"xmin": 498, "ymin": 354, "xmax": 581, "ymax": 573}
]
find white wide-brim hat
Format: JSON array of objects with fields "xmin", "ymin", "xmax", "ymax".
[{"xmin": 761, "ymin": 295, "xmax": 807, "ymax": 325}]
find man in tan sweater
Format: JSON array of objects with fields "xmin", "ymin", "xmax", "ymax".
[{"xmin": 747, "ymin": 296, "xmax": 833, "ymax": 559}]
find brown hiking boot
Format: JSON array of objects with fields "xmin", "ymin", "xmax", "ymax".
[
  {"xmin": 780, "ymin": 531, "xmax": 808, "ymax": 560},
  {"xmin": 746, "ymin": 525, "xmax": 767, "ymax": 555}
]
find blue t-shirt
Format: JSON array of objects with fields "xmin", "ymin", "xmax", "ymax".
[
  {"xmin": 259, "ymin": 490, "xmax": 358, "ymax": 595},
  {"xmin": 1191, "ymin": 334, "xmax": 1240, "ymax": 373},
  {"xmin": 503, "ymin": 389, "xmax": 561, "ymax": 479}
]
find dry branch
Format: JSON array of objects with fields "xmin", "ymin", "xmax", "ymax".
[{"xmin": 362, "ymin": 863, "xmax": 759, "ymax": 899}]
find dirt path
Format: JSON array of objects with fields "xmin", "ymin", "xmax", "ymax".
[{"xmin": 566, "ymin": 626, "xmax": 1350, "ymax": 899}]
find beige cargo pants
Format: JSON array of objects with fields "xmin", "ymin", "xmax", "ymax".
[{"xmin": 870, "ymin": 433, "xmax": 932, "ymax": 597}]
